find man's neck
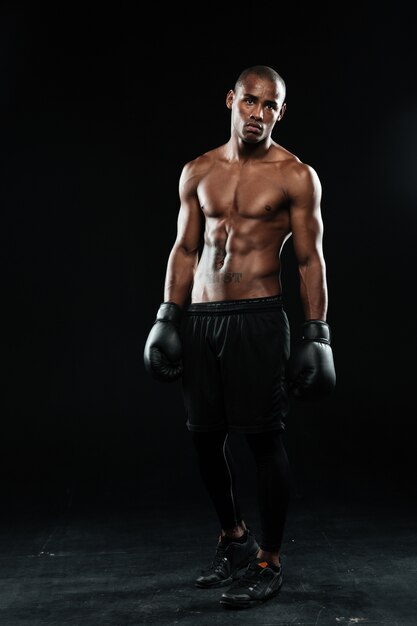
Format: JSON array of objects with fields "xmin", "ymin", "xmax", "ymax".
[{"xmin": 224, "ymin": 136, "xmax": 273, "ymax": 161}]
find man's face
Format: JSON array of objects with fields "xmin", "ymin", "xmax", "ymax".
[{"xmin": 227, "ymin": 75, "xmax": 286, "ymax": 144}]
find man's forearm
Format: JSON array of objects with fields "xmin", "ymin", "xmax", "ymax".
[
  {"xmin": 298, "ymin": 259, "xmax": 328, "ymax": 320},
  {"xmin": 163, "ymin": 246, "xmax": 198, "ymax": 307}
]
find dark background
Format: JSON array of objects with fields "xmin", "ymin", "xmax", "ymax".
[{"xmin": 1, "ymin": 4, "xmax": 416, "ymax": 519}]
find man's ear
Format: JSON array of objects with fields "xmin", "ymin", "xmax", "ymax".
[
  {"xmin": 277, "ymin": 102, "xmax": 287, "ymax": 121},
  {"xmin": 226, "ymin": 89, "xmax": 234, "ymax": 110}
]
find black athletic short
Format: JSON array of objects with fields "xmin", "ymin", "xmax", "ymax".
[{"xmin": 181, "ymin": 295, "xmax": 290, "ymax": 434}]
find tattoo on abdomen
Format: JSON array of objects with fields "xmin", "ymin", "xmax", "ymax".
[{"xmin": 206, "ymin": 272, "xmax": 243, "ymax": 284}]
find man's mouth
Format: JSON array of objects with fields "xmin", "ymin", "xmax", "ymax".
[{"xmin": 245, "ymin": 123, "xmax": 262, "ymax": 132}]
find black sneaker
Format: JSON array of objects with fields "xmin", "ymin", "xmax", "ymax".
[
  {"xmin": 219, "ymin": 557, "xmax": 283, "ymax": 608},
  {"xmin": 194, "ymin": 529, "xmax": 259, "ymax": 588}
]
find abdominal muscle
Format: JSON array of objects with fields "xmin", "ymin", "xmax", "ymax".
[{"xmin": 190, "ymin": 245, "xmax": 282, "ymax": 303}]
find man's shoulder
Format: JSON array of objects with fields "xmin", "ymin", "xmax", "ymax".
[
  {"xmin": 273, "ymin": 145, "xmax": 319, "ymax": 184},
  {"xmin": 271, "ymin": 142, "xmax": 305, "ymax": 170},
  {"xmin": 183, "ymin": 146, "xmax": 222, "ymax": 172},
  {"xmin": 180, "ymin": 146, "xmax": 223, "ymax": 186},
  {"xmin": 179, "ymin": 147, "xmax": 223, "ymax": 190}
]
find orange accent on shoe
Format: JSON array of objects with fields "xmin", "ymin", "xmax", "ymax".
[{"xmin": 258, "ymin": 561, "xmax": 269, "ymax": 568}]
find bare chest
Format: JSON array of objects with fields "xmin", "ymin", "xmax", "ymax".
[{"xmin": 197, "ymin": 164, "xmax": 288, "ymax": 220}]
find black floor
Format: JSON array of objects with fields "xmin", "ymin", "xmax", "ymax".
[{"xmin": 1, "ymin": 479, "xmax": 416, "ymax": 626}]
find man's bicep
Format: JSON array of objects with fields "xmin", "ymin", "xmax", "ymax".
[
  {"xmin": 290, "ymin": 208, "xmax": 324, "ymax": 264},
  {"xmin": 174, "ymin": 195, "xmax": 203, "ymax": 255},
  {"xmin": 289, "ymin": 166, "xmax": 324, "ymax": 263}
]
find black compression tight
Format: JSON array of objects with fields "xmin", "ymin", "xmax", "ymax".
[{"xmin": 191, "ymin": 429, "xmax": 291, "ymax": 552}]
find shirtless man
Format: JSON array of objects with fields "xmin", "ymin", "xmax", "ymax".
[{"xmin": 144, "ymin": 65, "xmax": 336, "ymax": 609}]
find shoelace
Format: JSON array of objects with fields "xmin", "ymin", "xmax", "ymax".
[
  {"xmin": 210, "ymin": 542, "xmax": 228, "ymax": 571},
  {"xmin": 235, "ymin": 561, "xmax": 274, "ymax": 587}
]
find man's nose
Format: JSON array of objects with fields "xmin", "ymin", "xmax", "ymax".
[{"xmin": 250, "ymin": 105, "xmax": 263, "ymax": 120}]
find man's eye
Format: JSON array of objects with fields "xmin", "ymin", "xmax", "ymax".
[{"xmin": 245, "ymin": 98, "xmax": 254, "ymax": 104}]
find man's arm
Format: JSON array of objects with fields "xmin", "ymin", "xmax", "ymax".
[
  {"xmin": 143, "ymin": 161, "xmax": 202, "ymax": 382},
  {"xmin": 288, "ymin": 163, "xmax": 327, "ymax": 321},
  {"xmin": 286, "ymin": 162, "xmax": 336, "ymax": 400},
  {"xmin": 164, "ymin": 161, "xmax": 203, "ymax": 307}
]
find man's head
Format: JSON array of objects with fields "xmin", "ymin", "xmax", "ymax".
[{"xmin": 226, "ymin": 65, "xmax": 287, "ymax": 144}]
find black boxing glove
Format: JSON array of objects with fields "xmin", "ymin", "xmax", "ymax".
[
  {"xmin": 143, "ymin": 302, "xmax": 183, "ymax": 382},
  {"xmin": 286, "ymin": 320, "xmax": 336, "ymax": 400}
]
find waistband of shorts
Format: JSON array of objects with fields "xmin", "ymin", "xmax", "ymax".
[{"xmin": 186, "ymin": 294, "xmax": 283, "ymax": 315}]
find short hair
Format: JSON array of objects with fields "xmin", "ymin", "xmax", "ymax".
[{"xmin": 234, "ymin": 65, "xmax": 286, "ymax": 98}]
